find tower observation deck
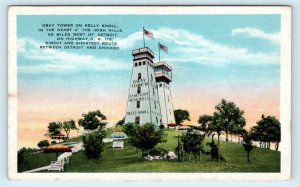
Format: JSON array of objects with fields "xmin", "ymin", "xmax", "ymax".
[{"xmin": 154, "ymin": 61, "xmax": 175, "ymax": 126}]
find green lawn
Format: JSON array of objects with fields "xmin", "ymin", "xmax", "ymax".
[
  {"xmin": 19, "ymin": 129, "xmax": 280, "ymax": 173},
  {"xmin": 64, "ymin": 129, "xmax": 280, "ymax": 172},
  {"xmin": 18, "ymin": 150, "xmax": 57, "ymax": 172}
]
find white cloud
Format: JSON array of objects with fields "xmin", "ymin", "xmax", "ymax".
[
  {"xmin": 19, "ymin": 26, "xmax": 280, "ymax": 74},
  {"xmin": 231, "ymin": 27, "xmax": 280, "ymax": 45},
  {"xmin": 108, "ymin": 27, "xmax": 279, "ymax": 66},
  {"xmin": 18, "ymin": 38, "xmax": 130, "ymax": 74}
]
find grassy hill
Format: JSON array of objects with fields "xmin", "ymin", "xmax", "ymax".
[
  {"xmin": 64, "ymin": 129, "xmax": 280, "ymax": 172},
  {"xmin": 18, "ymin": 129, "xmax": 280, "ymax": 173}
]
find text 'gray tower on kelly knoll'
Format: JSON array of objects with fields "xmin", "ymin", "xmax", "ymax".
[{"xmin": 125, "ymin": 47, "xmax": 162, "ymax": 126}]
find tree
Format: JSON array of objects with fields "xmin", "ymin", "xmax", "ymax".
[
  {"xmin": 198, "ymin": 115, "xmax": 213, "ymax": 134},
  {"xmin": 213, "ymin": 99, "xmax": 245, "ymax": 142},
  {"xmin": 123, "ymin": 122, "xmax": 137, "ymax": 137},
  {"xmin": 252, "ymin": 115, "xmax": 281, "ymax": 150},
  {"xmin": 82, "ymin": 129, "xmax": 106, "ymax": 159},
  {"xmin": 47, "ymin": 122, "xmax": 62, "ymax": 137},
  {"xmin": 62, "ymin": 120, "xmax": 77, "ymax": 140},
  {"xmin": 210, "ymin": 114, "xmax": 223, "ymax": 146},
  {"xmin": 180, "ymin": 129, "xmax": 205, "ymax": 160},
  {"xmin": 241, "ymin": 129, "xmax": 254, "ymax": 163},
  {"xmin": 174, "ymin": 109, "xmax": 190, "ymax": 125},
  {"xmin": 18, "ymin": 147, "xmax": 27, "ymax": 166},
  {"xmin": 78, "ymin": 110, "xmax": 107, "ymax": 130},
  {"xmin": 126, "ymin": 123, "xmax": 166, "ymax": 156},
  {"xmin": 229, "ymin": 117, "xmax": 246, "ymax": 142},
  {"xmin": 206, "ymin": 135, "xmax": 219, "ymax": 161},
  {"xmin": 116, "ymin": 117, "xmax": 125, "ymax": 126},
  {"xmin": 37, "ymin": 140, "xmax": 50, "ymax": 148}
]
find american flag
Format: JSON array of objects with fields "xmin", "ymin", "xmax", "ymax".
[
  {"xmin": 144, "ymin": 29, "xmax": 154, "ymax": 38},
  {"xmin": 159, "ymin": 43, "xmax": 168, "ymax": 53}
]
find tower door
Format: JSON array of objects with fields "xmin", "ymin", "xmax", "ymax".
[{"xmin": 135, "ymin": 116, "xmax": 140, "ymax": 125}]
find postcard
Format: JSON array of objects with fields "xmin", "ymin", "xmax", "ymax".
[{"xmin": 8, "ymin": 6, "xmax": 291, "ymax": 181}]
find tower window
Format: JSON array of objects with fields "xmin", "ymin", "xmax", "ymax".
[
  {"xmin": 137, "ymin": 86, "xmax": 141, "ymax": 94},
  {"xmin": 154, "ymin": 102, "xmax": 156, "ymax": 109},
  {"xmin": 152, "ymin": 88, "xmax": 155, "ymax": 95},
  {"xmin": 138, "ymin": 73, "xmax": 141, "ymax": 79},
  {"xmin": 151, "ymin": 74, "xmax": 153, "ymax": 81},
  {"xmin": 159, "ymin": 83, "xmax": 162, "ymax": 87},
  {"xmin": 135, "ymin": 116, "xmax": 140, "ymax": 125},
  {"xmin": 139, "ymin": 62, "xmax": 141, "ymax": 66},
  {"xmin": 143, "ymin": 61, "xmax": 146, "ymax": 65},
  {"xmin": 135, "ymin": 63, "xmax": 137, "ymax": 67},
  {"xmin": 137, "ymin": 101, "xmax": 140, "ymax": 108},
  {"xmin": 156, "ymin": 116, "xmax": 158, "ymax": 124}
]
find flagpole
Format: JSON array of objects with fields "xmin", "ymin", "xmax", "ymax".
[
  {"xmin": 143, "ymin": 27, "xmax": 145, "ymax": 48},
  {"xmin": 158, "ymin": 42, "xmax": 160, "ymax": 62}
]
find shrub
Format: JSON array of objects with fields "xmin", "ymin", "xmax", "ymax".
[
  {"xmin": 37, "ymin": 140, "xmax": 50, "ymax": 148},
  {"xmin": 123, "ymin": 122, "xmax": 136, "ymax": 137},
  {"xmin": 180, "ymin": 129, "xmax": 205, "ymax": 160},
  {"xmin": 125, "ymin": 123, "xmax": 166, "ymax": 156},
  {"xmin": 149, "ymin": 147, "xmax": 168, "ymax": 157},
  {"xmin": 51, "ymin": 140, "xmax": 57, "ymax": 145},
  {"xmin": 82, "ymin": 129, "xmax": 106, "ymax": 159},
  {"xmin": 17, "ymin": 147, "xmax": 27, "ymax": 166}
]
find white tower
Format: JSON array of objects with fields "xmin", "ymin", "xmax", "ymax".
[
  {"xmin": 154, "ymin": 61, "xmax": 175, "ymax": 127},
  {"xmin": 125, "ymin": 47, "xmax": 162, "ymax": 126}
]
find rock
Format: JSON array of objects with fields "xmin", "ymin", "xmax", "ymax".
[
  {"xmin": 144, "ymin": 155, "xmax": 154, "ymax": 161},
  {"xmin": 167, "ymin": 151, "xmax": 176, "ymax": 157},
  {"xmin": 154, "ymin": 156, "xmax": 162, "ymax": 160},
  {"xmin": 166, "ymin": 151, "xmax": 177, "ymax": 160},
  {"xmin": 163, "ymin": 154, "xmax": 168, "ymax": 159}
]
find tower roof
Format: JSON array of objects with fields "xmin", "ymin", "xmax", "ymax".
[
  {"xmin": 154, "ymin": 61, "xmax": 172, "ymax": 83},
  {"xmin": 132, "ymin": 47, "xmax": 154, "ymax": 58},
  {"xmin": 154, "ymin": 61, "xmax": 172, "ymax": 71}
]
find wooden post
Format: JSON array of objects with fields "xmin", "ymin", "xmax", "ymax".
[{"xmin": 177, "ymin": 135, "xmax": 180, "ymax": 162}]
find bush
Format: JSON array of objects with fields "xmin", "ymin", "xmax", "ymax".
[
  {"xmin": 17, "ymin": 147, "xmax": 27, "ymax": 166},
  {"xmin": 123, "ymin": 122, "xmax": 136, "ymax": 137},
  {"xmin": 149, "ymin": 147, "xmax": 168, "ymax": 157},
  {"xmin": 37, "ymin": 140, "xmax": 50, "ymax": 148},
  {"xmin": 82, "ymin": 129, "xmax": 106, "ymax": 159},
  {"xmin": 126, "ymin": 123, "xmax": 166, "ymax": 156},
  {"xmin": 116, "ymin": 118, "xmax": 125, "ymax": 126},
  {"xmin": 180, "ymin": 129, "xmax": 205, "ymax": 160},
  {"xmin": 51, "ymin": 140, "xmax": 57, "ymax": 145}
]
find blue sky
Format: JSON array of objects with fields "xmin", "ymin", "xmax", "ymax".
[
  {"xmin": 17, "ymin": 14, "xmax": 280, "ymax": 91},
  {"xmin": 17, "ymin": 14, "xmax": 281, "ymax": 147}
]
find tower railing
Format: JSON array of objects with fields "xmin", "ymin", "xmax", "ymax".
[
  {"xmin": 132, "ymin": 47, "xmax": 154, "ymax": 57},
  {"xmin": 155, "ymin": 71, "xmax": 172, "ymax": 81}
]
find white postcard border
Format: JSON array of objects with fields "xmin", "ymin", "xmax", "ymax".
[{"xmin": 8, "ymin": 6, "xmax": 291, "ymax": 181}]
